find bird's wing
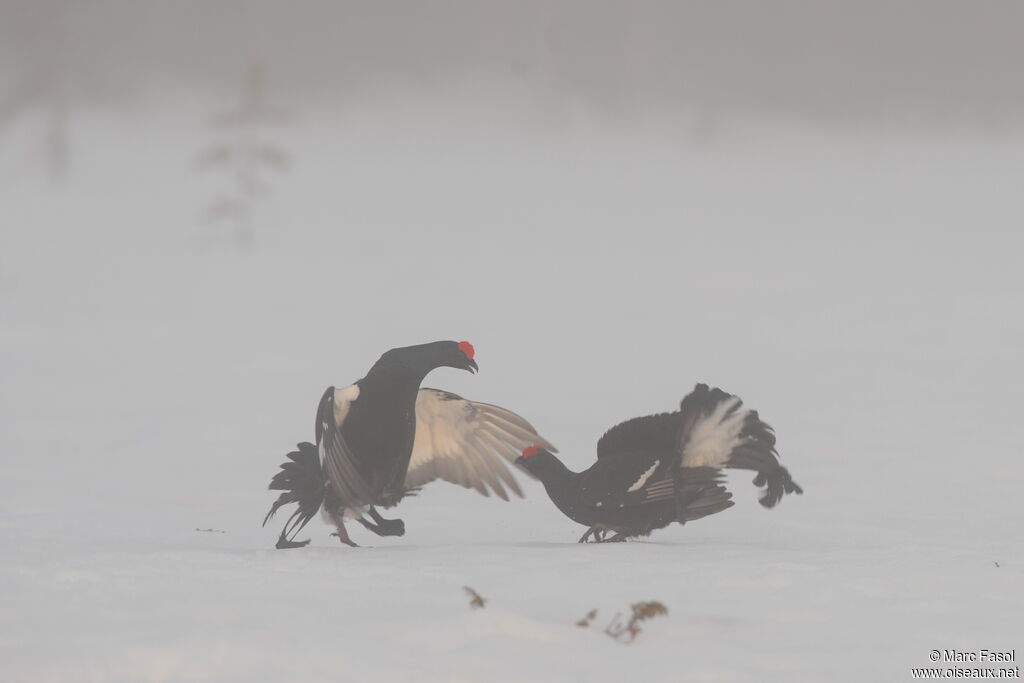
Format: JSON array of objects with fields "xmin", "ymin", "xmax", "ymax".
[
  {"xmin": 320, "ymin": 427, "xmax": 376, "ymax": 506},
  {"xmin": 579, "ymin": 455, "xmax": 733, "ymax": 520},
  {"xmin": 317, "ymin": 386, "xmax": 376, "ymax": 507},
  {"xmin": 403, "ymin": 388, "xmax": 557, "ymax": 500},
  {"xmin": 578, "ymin": 452, "xmax": 678, "ymax": 508},
  {"xmin": 672, "ymin": 466, "xmax": 735, "ymax": 522}
]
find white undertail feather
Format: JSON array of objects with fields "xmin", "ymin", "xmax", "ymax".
[
  {"xmin": 627, "ymin": 460, "xmax": 660, "ymax": 492},
  {"xmin": 681, "ymin": 396, "xmax": 749, "ymax": 467}
]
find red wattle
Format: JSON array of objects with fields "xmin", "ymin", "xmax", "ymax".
[{"xmin": 522, "ymin": 445, "xmax": 542, "ymax": 458}]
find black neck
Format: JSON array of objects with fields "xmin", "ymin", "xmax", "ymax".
[
  {"xmin": 529, "ymin": 453, "xmax": 576, "ymax": 489},
  {"xmin": 365, "ymin": 362, "xmax": 431, "ymax": 385}
]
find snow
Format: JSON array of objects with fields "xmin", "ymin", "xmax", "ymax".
[{"xmin": 2, "ymin": 92, "xmax": 1023, "ymax": 682}]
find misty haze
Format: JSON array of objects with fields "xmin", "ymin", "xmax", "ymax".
[{"xmin": 1, "ymin": 2, "xmax": 1021, "ymax": 682}]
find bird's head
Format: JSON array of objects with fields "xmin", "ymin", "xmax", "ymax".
[
  {"xmin": 374, "ymin": 339, "xmax": 478, "ymax": 376},
  {"xmin": 451, "ymin": 340, "xmax": 478, "ymax": 374},
  {"xmin": 427, "ymin": 340, "xmax": 478, "ymax": 374},
  {"xmin": 515, "ymin": 444, "xmax": 562, "ymax": 478}
]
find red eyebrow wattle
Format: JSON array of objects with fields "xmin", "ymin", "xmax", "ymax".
[{"xmin": 522, "ymin": 445, "xmax": 542, "ymax": 458}]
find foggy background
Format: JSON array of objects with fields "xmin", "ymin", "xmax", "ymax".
[
  {"xmin": 5, "ymin": 1, "xmax": 1024, "ymax": 125},
  {"xmin": 2, "ymin": 3, "xmax": 1022, "ymax": 682}
]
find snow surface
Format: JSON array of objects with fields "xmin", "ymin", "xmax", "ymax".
[{"xmin": 2, "ymin": 93, "xmax": 1023, "ymax": 682}]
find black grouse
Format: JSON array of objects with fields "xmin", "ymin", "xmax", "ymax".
[
  {"xmin": 263, "ymin": 340, "xmax": 556, "ymax": 548},
  {"xmin": 515, "ymin": 383, "xmax": 802, "ymax": 542}
]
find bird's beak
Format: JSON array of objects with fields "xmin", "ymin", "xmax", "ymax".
[{"xmin": 466, "ymin": 358, "xmax": 479, "ymax": 374}]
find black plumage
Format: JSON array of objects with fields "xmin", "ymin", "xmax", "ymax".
[
  {"xmin": 517, "ymin": 446, "xmax": 734, "ymax": 543},
  {"xmin": 262, "ymin": 442, "xmax": 324, "ymax": 548},
  {"xmin": 516, "ymin": 383, "xmax": 802, "ymax": 542},
  {"xmin": 597, "ymin": 383, "xmax": 802, "ymax": 508},
  {"xmin": 263, "ymin": 340, "xmax": 554, "ymax": 548}
]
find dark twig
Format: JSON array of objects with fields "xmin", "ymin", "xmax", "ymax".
[
  {"xmin": 604, "ymin": 601, "xmax": 668, "ymax": 643},
  {"xmin": 463, "ymin": 586, "xmax": 487, "ymax": 609}
]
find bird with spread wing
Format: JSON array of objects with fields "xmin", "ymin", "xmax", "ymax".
[{"xmin": 263, "ymin": 340, "xmax": 555, "ymax": 548}]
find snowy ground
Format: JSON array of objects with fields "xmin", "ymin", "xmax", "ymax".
[{"xmin": 1, "ymin": 93, "xmax": 1022, "ymax": 681}]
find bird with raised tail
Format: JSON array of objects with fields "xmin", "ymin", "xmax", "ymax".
[
  {"xmin": 263, "ymin": 340, "xmax": 556, "ymax": 548},
  {"xmin": 515, "ymin": 383, "xmax": 802, "ymax": 543}
]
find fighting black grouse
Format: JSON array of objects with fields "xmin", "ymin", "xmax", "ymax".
[
  {"xmin": 264, "ymin": 340, "xmax": 555, "ymax": 548},
  {"xmin": 516, "ymin": 383, "xmax": 802, "ymax": 542}
]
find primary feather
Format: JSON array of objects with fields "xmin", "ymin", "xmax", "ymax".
[{"xmin": 404, "ymin": 389, "xmax": 557, "ymax": 500}]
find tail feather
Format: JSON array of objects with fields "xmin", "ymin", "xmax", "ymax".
[
  {"xmin": 752, "ymin": 465, "xmax": 803, "ymax": 508},
  {"xmin": 729, "ymin": 442, "xmax": 803, "ymax": 508},
  {"xmin": 678, "ymin": 384, "xmax": 751, "ymax": 468},
  {"xmin": 263, "ymin": 442, "xmax": 326, "ymax": 548},
  {"xmin": 680, "ymin": 383, "xmax": 803, "ymax": 508}
]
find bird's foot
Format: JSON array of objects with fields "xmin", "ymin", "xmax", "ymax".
[
  {"xmin": 579, "ymin": 527, "xmax": 614, "ymax": 543},
  {"xmin": 330, "ymin": 531, "xmax": 359, "ymax": 547},
  {"xmin": 366, "ymin": 508, "xmax": 406, "ymax": 537},
  {"xmin": 275, "ymin": 536, "xmax": 311, "ymax": 550},
  {"xmin": 378, "ymin": 518, "xmax": 405, "ymax": 536},
  {"xmin": 371, "ymin": 516, "xmax": 405, "ymax": 536},
  {"xmin": 357, "ymin": 517, "xmax": 406, "ymax": 537}
]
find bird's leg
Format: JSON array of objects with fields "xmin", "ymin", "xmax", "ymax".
[
  {"xmin": 366, "ymin": 506, "xmax": 405, "ymax": 537},
  {"xmin": 605, "ymin": 533, "xmax": 629, "ymax": 543},
  {"xmin": 326, "ymin": 508, "xmax": 359, "ymax": 547},
  {"xmin": 357, "ymin": 517, "xmax": 384, "ymax": 534},
  {"xmin": 578, "ymin": 527, "xmax": 596, "ymax": 543},
  {"xmin": 594, "ymin": 528, "xmax": 607, "ymax": 543}
]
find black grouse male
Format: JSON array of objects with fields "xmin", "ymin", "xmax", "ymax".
[
  {"xmin": 264, "ymin": 340, "xmax": 555, "ymax": 548},
  {"xmin": 516, "ymin": 383, "xmax": 802, "ymax": 542}
]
